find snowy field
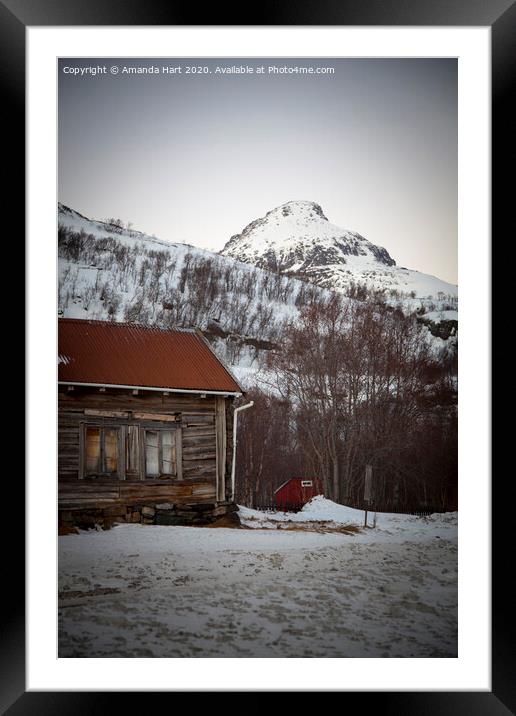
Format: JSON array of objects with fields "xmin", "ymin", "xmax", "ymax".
[{"xmin": 58, "ymin": 499, "xmax": 457, "ymax": 658}]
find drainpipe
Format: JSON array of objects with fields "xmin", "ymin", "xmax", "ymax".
[{"xmin": 231, "ymin": 401, "xmax": 254, "ymax": 503}]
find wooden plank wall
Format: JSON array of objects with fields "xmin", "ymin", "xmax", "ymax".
[{"xmin": 58, "ymin": 388, "xmax": 234, "ymax": 509}]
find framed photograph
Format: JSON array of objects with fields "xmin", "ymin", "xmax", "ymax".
[{"xmin": 8, "ymin": 0, "xmax": 511, "ymax": 710}]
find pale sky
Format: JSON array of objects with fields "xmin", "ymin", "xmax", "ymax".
[{"xmin": 59, "ymin": 58, "xmax": 457, "ymax": 284}]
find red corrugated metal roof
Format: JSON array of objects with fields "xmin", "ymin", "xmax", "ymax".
[{"xmin": 58, "ymin": 319, "xmax": 242, "ymax": 394}]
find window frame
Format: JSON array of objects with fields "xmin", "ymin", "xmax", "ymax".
[
  {"xmin": 80, "ymin": 423, "xmax": 123, "ymax": 479},
  {"xmin": 79, "ymin": 419, "xmax": 182, "ymax": 481},
  {"xmin": 143, "ymin": 427, "xmax": 178, "ymax": 479}
]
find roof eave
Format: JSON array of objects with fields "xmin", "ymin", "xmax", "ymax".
[
  {"xmin": 274, "ymin": 479, "xmax": 292, "ymax": 494},
  {"xmin": 58, "ymin": 381, "xmax": 242, "ymax": 397}
]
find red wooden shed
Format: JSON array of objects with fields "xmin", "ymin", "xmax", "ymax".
[{"xmin": 274, "ymin": 477, "xmax": 324, "ymax": 511}]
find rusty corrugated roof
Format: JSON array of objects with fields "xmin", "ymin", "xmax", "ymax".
[{"xmin": 58, "ymin": 319, "xmax": 242, "ymax": 394}]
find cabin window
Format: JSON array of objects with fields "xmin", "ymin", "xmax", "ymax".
[
  {"xmin": 81, "ymin": 423, "xmax": 179, "ymax": 480},
  {"xmin": 144, "ymin": 429, "xmax": 176, "ymax": 478},
  {"xmin": 85, "ymin": 426, "xmax": 119, "ymax": 476},
  {"xmin": 301, "ymin": 480, "xmax": 313, "ymax": 487}
]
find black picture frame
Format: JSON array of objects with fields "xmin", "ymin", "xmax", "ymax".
[{"xmin": 8, "ymin": 0, "xmax": 512, "ymax": 711}]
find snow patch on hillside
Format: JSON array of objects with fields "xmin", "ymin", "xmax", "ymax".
[{"xmin": 424, "ymin": 310, "xmax": 458, "ymax": 324}]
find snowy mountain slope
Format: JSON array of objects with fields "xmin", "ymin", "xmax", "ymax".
[
  {"xmin": 57, "ymin": 204, "xmax": 333, "ymax": 385},
  {"xmin": 221, "ymin": 200, "xmax": 458, "ymax": 300},
  {"xmin": 58, "ymin": 203, "xmax": 456, "ymax": 389},
  {"xmin": 58, "ymin": 203, "xmax": 187, "ymax": 253}
]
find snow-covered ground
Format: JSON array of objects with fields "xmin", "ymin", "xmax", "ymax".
[
  {"xmin": 59, "ymin": 498, "xmax": 457, "ymax": 658},
  {"xmin": 239, "ymin": 497, "xmax": 457, "ymax": 541}
]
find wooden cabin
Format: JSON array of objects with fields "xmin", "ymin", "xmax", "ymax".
[
  {"xmin": 274, "ymin": 477, "xmax": 324, "ymax": 512},
  {"xmin": 58, "ymin": 319, "xmax": 244, "ymax": 530}
]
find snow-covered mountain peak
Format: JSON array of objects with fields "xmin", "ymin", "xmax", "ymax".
[
  {"xmin": 221, "ymin": 200, "xmax": 397, "ymax": 276},
  {"xmin": 221, "ymin": 201, "xmax": 457, "ymax": 300},
  {"xmin": 223, "ymin": 200, "xmax": 371, "ymax": 258}
]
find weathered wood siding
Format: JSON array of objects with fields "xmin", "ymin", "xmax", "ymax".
[{"xmin": 58, "ymin": 387, "xmax": 234, "ymax": 510}]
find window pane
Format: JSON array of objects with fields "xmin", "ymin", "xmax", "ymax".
[
  {"xmin": 145, "ymin": 430, "xmax": 159, "ymax": 477},
  {"xmin": 126, "ymin": 426, "xmax": 139, "ymax": 473},
  {"xmin": 86, "ymin": 427, "xmax": 100, "ymax": 473},
  {"xmin": 161, "ymin": 430, "xmax": 175, "ymax": 475},
  {"xmin": 104, "ymin": 429, "xmax": 118, "ymax": 473}
]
